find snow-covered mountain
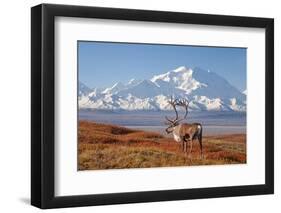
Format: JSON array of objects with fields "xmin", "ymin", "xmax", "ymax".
[
  {"xmin": 79, "ymin": 66, "xmax": 246, "ymax": 112},
  {"xmin": 79, "ymin": 81, "xmax": 92, "ymax": 97}
]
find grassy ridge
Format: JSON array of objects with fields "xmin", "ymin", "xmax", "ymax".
[{"xmin": 78, "ymin": 121, "xmax": 246, "ymax": 170}]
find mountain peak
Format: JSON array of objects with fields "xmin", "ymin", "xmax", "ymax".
[
  {"xmin": 126, "ymin": 79, "xmax": 142, "ymax": 87},
  {"xmin": 79, "ymin": 81, "xmax": 92, "ymax": 96},
  {"xmin": 102, "ymin": 82, "xmax": 125, "ymax": 94},
  {"xmin": 173, "ymin": 66, "xmax": 188, "ymax": 72},
  {"xmin": 151, "ymin": 66, "xmax": 191, "ymax": 83},
  {"xmin": 139, "ymin": 79, "xmax": 155, "ymax": 85},
  {"xmin": 128, "ymin": 78, "xmax": 136, "ymax": 84},
  {"xmin": 112, "ymin": 82, "xmax": 124, "ymax": 88}
]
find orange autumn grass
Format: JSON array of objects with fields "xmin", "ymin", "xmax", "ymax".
[{"xmin": 78, "ymin": 121, "xmax": 246, "ymax": 170}]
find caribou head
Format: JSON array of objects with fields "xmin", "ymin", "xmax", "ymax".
[{"xmin": 165, "ymin": 97, "xmax": 189, "ymax": 134}]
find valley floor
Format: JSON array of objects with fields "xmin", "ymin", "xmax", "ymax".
[{"xmin": 78, "ymin": 121, "xmax": 246, "ymax": 170}]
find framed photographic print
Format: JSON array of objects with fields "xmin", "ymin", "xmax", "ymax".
[{"xmin": 31, "ymin": 3, "xmax": 274, "ymax": 209}]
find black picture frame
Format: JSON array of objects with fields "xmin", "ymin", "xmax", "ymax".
[{"xmin": 31, "ymin": 3, "xmax": 274, "ymax": 209}]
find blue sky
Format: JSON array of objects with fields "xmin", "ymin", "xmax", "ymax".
[{"xmin": 78, "ymin": 41, "xmax": 246, "ymax": 91}]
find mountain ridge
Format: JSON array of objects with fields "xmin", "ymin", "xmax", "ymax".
[{"xmin": 79, "ymin": 66, "xmax": 246, "ymax": 112}]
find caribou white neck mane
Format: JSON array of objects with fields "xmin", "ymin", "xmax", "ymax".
[{"xmin": 172, "ymin": 125, "xmax": 182, "ymax": 142}]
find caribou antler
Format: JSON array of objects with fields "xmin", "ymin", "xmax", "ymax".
[
  {"xmin": 176, "ymin": 98, "xmax": 189, "ymax": 122},
  {"xmin": 165, "ymin": 97, "xmax": 189, "ymax": 124},
  {"xmin": 165, "ymin": 96, "xmax": 179, "ymax": 123}
]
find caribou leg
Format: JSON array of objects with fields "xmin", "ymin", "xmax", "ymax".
[
  {"xmin": 188, "ymin": 139, "xmax": 193, "ymax": 158},
  {"xmin": 198, "ymin": 131, "xmax": 203, "ymax": 159},
  {"xmin": 198, "ymin": 138, "xmax": 203, "ymax": 159}
]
